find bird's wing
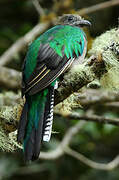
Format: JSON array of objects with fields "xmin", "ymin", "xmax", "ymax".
[{"xmin": 22, "ymin": 43, "xmax": 74, "ymax": 96}]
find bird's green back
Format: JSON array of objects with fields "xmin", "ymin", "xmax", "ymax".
[{"xmin": 24, "ymin": 25, "xmax": 86, "ymax": 80}]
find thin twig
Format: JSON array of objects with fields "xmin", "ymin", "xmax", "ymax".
[
  {"xmin": 32, "ymin": 0, "xmax": 45, "ymax": 16},
  {"xmin": 78, "ymin": 0, "xmax": 119, "ymax": 15}
]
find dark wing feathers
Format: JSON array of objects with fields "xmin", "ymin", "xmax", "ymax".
[
  {"xmin": 28, "ymin": 58, "xmax": 74, "ymax": 95},
  {"xmin": 23, "ymin": 43, "xmax": 74, "ymax": 95},
  {"xmin": 37, "ymin": 43, "xmax": 64, "ymax": 69}
]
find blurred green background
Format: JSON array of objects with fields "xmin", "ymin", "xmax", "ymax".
[{"xmin": 0, "ymin": 0, "xmax": 119, "ymax": 180}]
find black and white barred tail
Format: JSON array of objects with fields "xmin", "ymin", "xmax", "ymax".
[
  {"xmin": 17, "ymin": 81, "xmax": 58, "ymax": 161},
  {"xmin": 42, "ymin": 81, "xmax": 58, "ymax": 142}
]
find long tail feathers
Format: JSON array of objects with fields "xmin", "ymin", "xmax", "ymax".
[
  {"xmin": 17, "ymin": 85, "xmax": 55, "ymax": 162},
  {"xmin": 17, "ymin": 101, "xmax": 28, "ymax": 143}
]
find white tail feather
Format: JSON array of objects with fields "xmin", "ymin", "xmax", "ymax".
[{"xmin": 43, "ymin": 82, "xmax": 58, "ymax": 142}]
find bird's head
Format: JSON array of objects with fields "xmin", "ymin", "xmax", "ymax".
[{"xmin": 56, "ymin": 14, "xmax": 91, "ymax": 27}]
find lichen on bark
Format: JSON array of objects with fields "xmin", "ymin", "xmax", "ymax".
[
  {"xmin": 89, "ymin": 28, "xmax": 119, "ymax": 90},
  {"xmin": 0, "ymin": 27, "xmax": 119, "ymax": 152}
]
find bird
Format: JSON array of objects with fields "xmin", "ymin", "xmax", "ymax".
[{"xmin": 17, "ymin": 14, "xmax": 91, "ymax": 161}]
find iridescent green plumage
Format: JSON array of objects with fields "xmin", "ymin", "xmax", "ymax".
[
  {"xmin": 17, "ymin": 14, "xmax": 90, "ymax": 161},
  {"xmin": 23, "ymin": 89, "xmax": 48, "ymax": 159},
  {"xmin": 24, "ymin": 25, "xmax": 85, "ymax": 80}
]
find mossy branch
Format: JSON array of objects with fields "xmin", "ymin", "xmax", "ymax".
[{"xmin": 0, "ymin": 27, "xmax": 119, "ymax": 153}]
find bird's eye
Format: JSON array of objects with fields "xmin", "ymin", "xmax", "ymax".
[{"xmin": 68, "ymin": 16, "xmax": 73, "ymax": 22}]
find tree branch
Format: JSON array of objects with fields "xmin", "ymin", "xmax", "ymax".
[
  {"xmin": 77, "ymin": 89, "xmax": 119, "ymax": 106},
  {"xmin": 0, "ymin": 67, "xmax": 21, "ymax": 89},
  {"xmin": 55, "ymin": 56, "xmax": 96, "ymax": 105},
  {"xmin": 13, "ymin": 152, "xmax": 119, "ymax": 175},
  {"xmin": 78, "ymin": 0, "xmax": 119, "ymax": 15},
  {"xmin": 65, "ymin": 147, "xmax": 119, "ymax": 170},
  {"xmin": 56, "ymin": 111, "xmax": 119, "ymax": 126},
  {"xmin": 32, "ymin": 0, "xmax": 45, "ymax": 16},
  {"xmin": 0, "ymin": 22, "xmax": 49, "ymax": 66}
]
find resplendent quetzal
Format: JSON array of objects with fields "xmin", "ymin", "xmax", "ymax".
[{"xmin": 17, "ymin": 14, "xmax": 91, "ymax": 161}]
